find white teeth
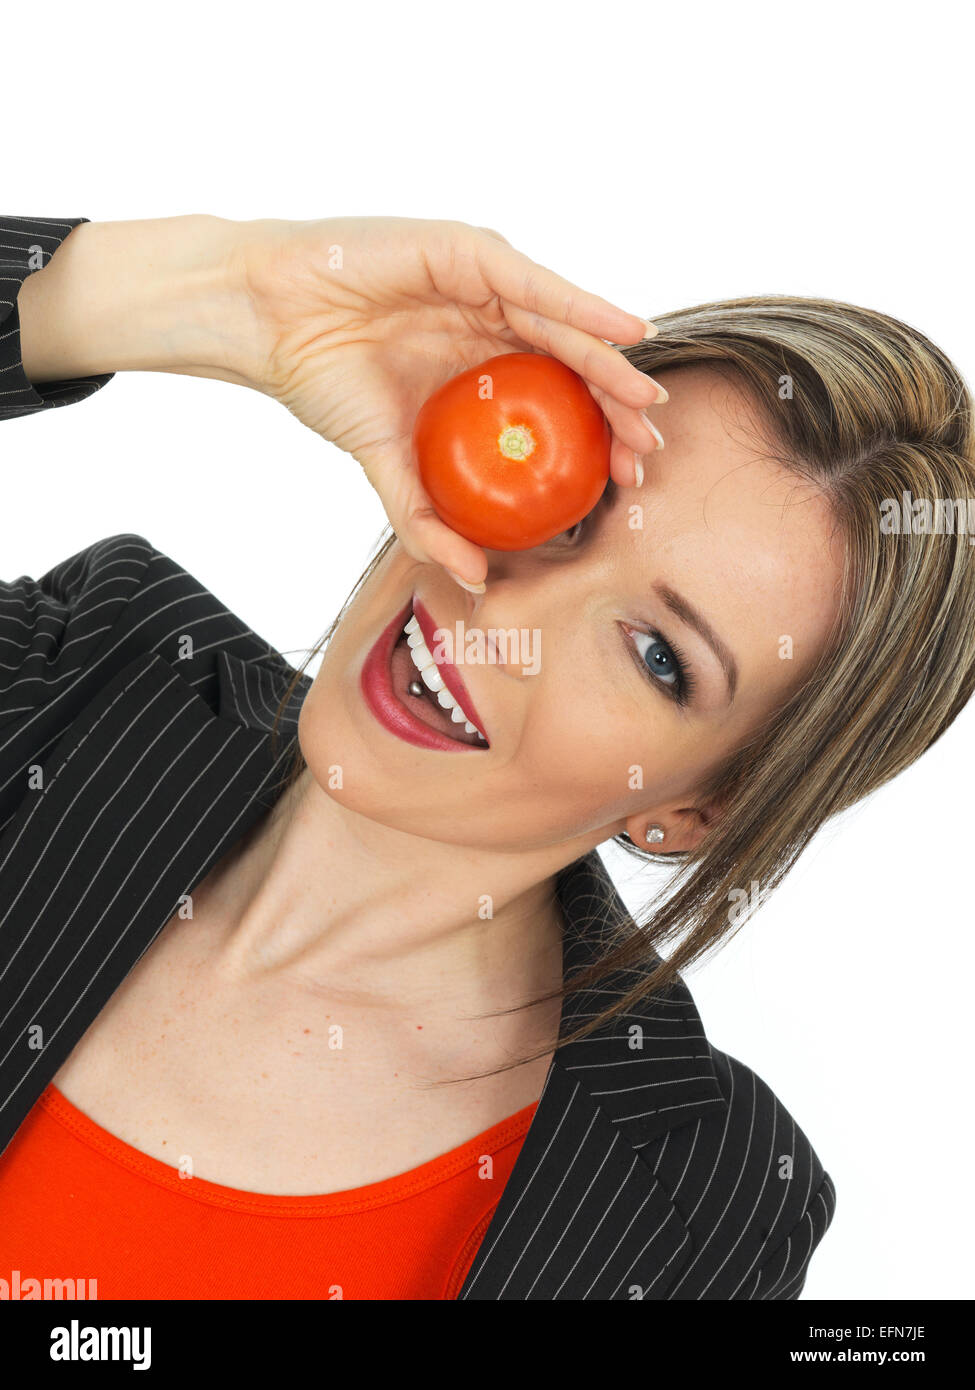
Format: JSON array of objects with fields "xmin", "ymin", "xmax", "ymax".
[
  {"xmin": 401, "ymin": 612, "xmax": 488, "ymax": 744},
  {"xmin": 419, "ymin": 663, "xmax": 444, "ymax": 692}
]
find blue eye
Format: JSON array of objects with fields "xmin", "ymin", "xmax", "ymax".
[
  {"xmin": 628, "ymin": 628, "xmax": 696, "ymax": 706},
  {"xmin": 548, "ymin": 505, "xmax": 698, "ymax": 708},
  {"xmin": 637, "ymin": 635, "xmax": 679, "ymax": 683}
]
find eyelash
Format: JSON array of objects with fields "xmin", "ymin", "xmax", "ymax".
[
  {"xmin": 630, "ymin": 628, "xmax": 697, "ymax": 707},
  {"xmin": 552, "ymin": 513, "xmax": 699, "ymax": 708}
]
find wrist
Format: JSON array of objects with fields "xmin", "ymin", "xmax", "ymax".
[{"xmin": 18, "ymin": 214, "xmax": 260, "ymax": 387}]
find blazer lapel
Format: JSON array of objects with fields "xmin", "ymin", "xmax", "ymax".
[{"xmin": 457, "ymin": 852, "xmax": 726, "ymax": 1300}]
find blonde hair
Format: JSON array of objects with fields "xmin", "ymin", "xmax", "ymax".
[{"xmin": 266, "ymin": 295, "xmax": 975, "ymax": 1079}]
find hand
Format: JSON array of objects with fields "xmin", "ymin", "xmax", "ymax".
[{"xmin": 228, "ymin": 216, "xmax": 667, "ymax": 587}]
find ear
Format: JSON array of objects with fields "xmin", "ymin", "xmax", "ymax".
[{"xmin": 625, "ymin": 797, "xmax": 726, "ymax": 855}]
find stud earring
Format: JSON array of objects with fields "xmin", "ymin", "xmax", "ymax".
[{"xmin": 645, "ymin": 825, "xmax": 665, "ymax": 845}]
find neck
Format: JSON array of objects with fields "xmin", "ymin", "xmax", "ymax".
[{"xmin": 202, "ymin": 767, "xmax": 572, "ymax": 1038}]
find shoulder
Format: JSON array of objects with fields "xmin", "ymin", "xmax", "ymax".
[
  {"xmin": 647, "ymin": 1038, "xmax": 837, "ymax": 1299},
  {"xmin": 0, "ymin": 530, "xmax": 288, "ymax": 717},
  {"xmin": 0, "ymin": 534, "xmax": 291, "ymax": 818},
  {"xmin": 554, "ymin": 850, "xmax": 838, "ymax": 1298},
  {"xmin": 0, "ymin": 533, "xmax": 158, "ymax": 721}
]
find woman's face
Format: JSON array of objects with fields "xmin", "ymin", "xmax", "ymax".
[{"xmin": 299, "ymin": 365, "xmax": 847, "ymax": 855}]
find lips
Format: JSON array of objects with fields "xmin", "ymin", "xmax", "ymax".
[
  {"xmin": 412, "ymin": 596, "xmax": 488, "ymax": 738},
  {"xmin": 359, "ymin": 596, "xmax": 490, "ymax": 753}
]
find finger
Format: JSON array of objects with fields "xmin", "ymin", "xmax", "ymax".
[
  {"xmin": 361, "ymin": 449, "xmax": 489, "ymax": 587},
  {"xmin": 498, "ymin": 298, "xmax": 666, "ymax": 411},
  {"xmin": 469, "ymin": 227, "xmax": 653, "ymax": 348},
  {"xmin": 584, "ymin": 379, "xmax": 665, "ymax": 459},
  {"xmin": 609, "ymin": 436, "xmax": 643, "ymax": 490},
  {"xmin": 475, "ymin": 226, "xmax": 512, "ymax": 245}
]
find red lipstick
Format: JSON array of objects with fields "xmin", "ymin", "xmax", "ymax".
[
  {"xmin": 359, "ymin": 597, "xmax": 489, "ymax": 752},
  {"xmin": 412, "ymin": 596, "xmax": 488, "ymax": 739}
]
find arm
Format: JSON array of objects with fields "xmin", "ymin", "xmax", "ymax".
[
  {"xmin": 0, "ymin": 213, "xmax": 257, "ymax": 761},
  {"xmin": 1, "ymin": 215, "xmax": 108, "ymax": 418},
  {"xmin": 7, "ymin": 212, "xmax": 661, "ymax": 583},
  {"xmin": 13, "ymin": 213, "xmax": 254, "ymax": 391},
  {"xmin": 745, "ymin": 1170, "xmax": 837, "ymax": 1300}
]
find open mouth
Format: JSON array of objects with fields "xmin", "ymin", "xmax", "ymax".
[
  {"xmin": 360, "ymin": 596, "xmax": 490, "ymax": 752},
  {"xmin": 390, "ymin": 620, "xmax": 487, "ymax": 747}
]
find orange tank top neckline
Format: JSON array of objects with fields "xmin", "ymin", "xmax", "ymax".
[
  {"xmin": 35, "ymin": 1082, "xmax": 539, "ymax": 1215},
  {"xmin": 0, "ymin": 1081, "xmax": 539, "ymax": 1299}
]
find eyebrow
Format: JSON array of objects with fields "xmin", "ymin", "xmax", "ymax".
[{"xmin": 655, "ymin": 583, "xmax": 739, "ymax": 704}]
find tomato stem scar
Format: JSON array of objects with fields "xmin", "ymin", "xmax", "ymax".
[{"xmin": 498, "ymin": 424, "xmax": 536, "ymax": 460}]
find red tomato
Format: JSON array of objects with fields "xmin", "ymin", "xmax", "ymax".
[{"xmin": 412, "ymin": 352, "xmax": 611, "ymax": 550}]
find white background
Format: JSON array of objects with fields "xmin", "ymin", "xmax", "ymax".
[{"xmin": 4, "ymin": 0, "xmax": 972, "ymax": 1301}]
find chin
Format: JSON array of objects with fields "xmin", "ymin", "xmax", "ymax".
[{"xmin": 295, "ymin": 666, "xmax": 455, "ymax": 834}]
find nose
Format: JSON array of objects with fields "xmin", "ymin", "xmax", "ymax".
[{"xmin": 471, "ymin": 543, "xmax": 597, "ymax": 679}]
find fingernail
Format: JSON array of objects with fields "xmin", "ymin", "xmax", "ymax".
[
  {"xmin": 651, "ymin": 380, "xmax": 669, "ymax": 403},
  {"xmin": 633, "ymin": 455, "xmax": 645, "ymax": 487},
  {"xmin": 643, "ymin": 320, "xmax": 659, "ymax": 339},
  {"xmin": 447, "ymin": 570, "xmax": 486, "ymax": 594},
  {"xmin": 642, "ymin": 415, "xmax": 664, "ymax": 450}
]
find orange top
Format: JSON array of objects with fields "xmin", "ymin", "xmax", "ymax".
[{"xmin": 0, "ymin": 1084, "xmax": 538, "ymax": 1300}]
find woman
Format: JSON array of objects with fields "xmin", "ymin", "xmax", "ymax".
[{"xmin": 0, "ymin": 212, "xmax": 970, "ymax": 1301}]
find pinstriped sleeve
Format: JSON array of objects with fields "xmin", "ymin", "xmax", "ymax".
[
  {"xmin": 748, "ymin": 1170, "xmax": 837, "ymax": 1299},
  {"xmin": 0, "ymin": 215, "xmax": 114, "ymax": 420}
]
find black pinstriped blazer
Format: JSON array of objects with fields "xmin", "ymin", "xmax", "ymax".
[{"xmin": 0, "ymin": 213, "xmax": 836, "ymax": 1300}]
